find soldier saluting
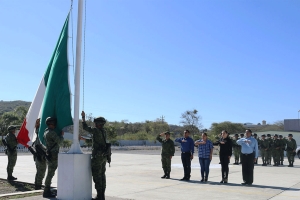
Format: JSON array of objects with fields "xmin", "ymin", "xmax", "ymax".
[
  {"xmin": 5, "ymin": 125, "xmax": 18, "ymax": 180},
  {"xmin": 156, "ymin": 131, "xmax": 175, "ymax": 179},
  {"xmin": 81, "ymin": 111, "xmax": 110, "ymax": 200}
]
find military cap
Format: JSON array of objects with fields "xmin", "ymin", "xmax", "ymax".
[
  {"xmin": 7, "ymin": 125, "xmax": 16, "ymax": 131},
  {"xmin": 240, "ymin": 133, "xmax": 244, "ymax": 136},
  {"xmin": 267, "ymin": 134, "xmax": 271, "ymax": 137},
  {"xmin": 288, "ymin": 134, "xmax": 293, "ymax": 137},
  {"xmin": 234, "ymin": 133, "xmax": 239, "ymax": 136},
  {"xmin": 274, "ymin": 134, "xmax": 278, "ymax": 137},
  {"xmin": 164, "ymin": 131, "xmax": 170, "ymax": 135},
  {"xmin": 261, "ymin": 134, "xmax": 266, "ymax": 137},
  {"xmin": 94, "ymin": 116, "xmax": 106, "ymax": 124},
  {"xmin": 46, "ymin": 117, "xmax": 57, "ymax": 125},
  {"xmin": 279, "ymin": 135, "xmax": 283, "ymax": 138},
  {"xmin": 253, "ymin": 133, "xmax": 257, "ymax": 136}
]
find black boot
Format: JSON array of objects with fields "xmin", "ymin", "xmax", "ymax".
[
  {"xmin": 43, "ymin": 187, "xmax": 55, "ymax": 198},
  {"xmin": 161, "ymin": 170, "xmax": 167, "ymax": 178},
  {"xmin": 165, "ymin": 171, "xmax": 170, "ymax": 179},
  {"xmin": 34, "ymin": 184, "xmax": 42, "ymax": 190},
  {"xmin": 280, "ymin": 161, "xmax": 283, "ymax": 165},
  {"xmin": 291, "ymin": 161, "xmax": 294, "ymax": 167},
  {"xmin": 7, "ymin": 175, "xmax": 17, "ymax": 181}
]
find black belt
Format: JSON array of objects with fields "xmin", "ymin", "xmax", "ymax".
[
  {"xmin": 242, "ymin": 152, "xmax": 254, "ymax": 156},
  {"xmin": 182, "ymin": 152, "xmax": 191, "ymax": 154}
]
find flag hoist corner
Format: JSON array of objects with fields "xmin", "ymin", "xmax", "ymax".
[{"xmin": 17, "ymin": 14, "xmax": 73, "ymax": 146}]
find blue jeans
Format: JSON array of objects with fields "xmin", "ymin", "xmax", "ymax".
[{"xmin": 199, "ymin": 157, "xmax": 211, "ymax": 179}]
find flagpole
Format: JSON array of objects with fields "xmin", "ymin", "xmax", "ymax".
[{"xmin": 69, "ymin": 0, "xmax": 83, "ymax": 154}]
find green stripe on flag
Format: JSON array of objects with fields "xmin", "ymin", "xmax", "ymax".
[{"xmin": 39, "ymin": 14, "xmax": 73, "ymax": 144}]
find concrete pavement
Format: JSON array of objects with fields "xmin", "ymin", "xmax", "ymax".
[{"xmin": 0, "ymin": 150, "xmax": 299, "ymax": 200}]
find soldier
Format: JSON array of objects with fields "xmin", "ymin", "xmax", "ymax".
[
  {"xmin": 156, "ymin": 131, "xmax": 175, "ymax": 179},
  {"xmin": 253, "ymin": 133, "xmax": 259, "ymax": 164},
  {"xmin": 33, "ymin": 118, "xmax": 47, "ymax": 190},
  {"xmin": 266, "ymin": 134, "xmax": 273, "ymax": 165},
  {"xmin": 232, "ymin": 134, "xmax": 241, "ymax": 165},
  {"xmin": 286, "ymin": 134, "xmax": 297, "ymax": 167},
  {"xmin": 43, "ymin": 117, "xmax": 64, "ymax": 198},
  {"xmin": 82, "ymin": 111, "xmax": 109, "ymax": 200},
  {"xmin": 272, "ymin": 134, "xmax": 281, "ymax": 166},
  {"xmin": 279, "ymin": 135, "xmax": 286, "ymax": 165},
  {"xmin": 239, "ymin": 133, "xmax": 244, "ymax": 164},
  {"xmin": 5, "ymin": 125, "xmax": 18, "ymax": 180},
  {"xmin": 259, "ymin": 134, "xmax": 269, "ymax": 166}
]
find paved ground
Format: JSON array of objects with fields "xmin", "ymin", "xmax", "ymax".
[{"xmin": 0, "ymin": 150, "xmax": 300, "ymax": 200}]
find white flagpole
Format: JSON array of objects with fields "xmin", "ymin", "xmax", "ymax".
[{"xmin": 69, "ymin": 0, "xmax": 83, "ymax": 154}]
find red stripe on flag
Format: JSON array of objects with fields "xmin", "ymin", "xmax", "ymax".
[{"xmin": 17, "ymin": 119, "xmax": 30, "ymax": 147}]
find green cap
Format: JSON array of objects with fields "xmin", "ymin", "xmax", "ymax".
[
  {"xmin": 274, "ymin": 134, "xmax": 278, "ymax": 137},
  {"xmin": 46, "ymin": 117, "xmax": 57, "ymax": 125},
  {"xmin": 288, "ymin": 134, "xmax": 293, "ymax": 137},
  {"xmin": 7, "ymin": 125, "xmax": 16, "ymax": 131},
  {"xmin": 261, "ymin": 134, "xmax": 266, "ymax": 137},
  {"xmin": 164, "ymin": 131, "xmax": 170, "ymax": 135},
  {"xmin": 94, "ymin": 117, "xmax": 106, "ymax": 124}
]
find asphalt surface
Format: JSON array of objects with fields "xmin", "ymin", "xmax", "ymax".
[{"xmin": 0, "ymin": 150, "xmax": 299, "ymax": 200}]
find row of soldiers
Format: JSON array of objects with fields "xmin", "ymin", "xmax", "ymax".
[{"xmin": 232, "ymin": 133, "xmax": 297, "ymax": 167}]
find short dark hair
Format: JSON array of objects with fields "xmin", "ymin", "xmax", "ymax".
[
  {"xmin": 246, "ymin": 129, "xmax": 252, "ymax": 133},
  {"xmin": 222, "ymin": 130, "xmax": 228, "ymax": 134},
  {"xmin": 202, "ymin": 132, "xmax": 208, "ymax": 137},
  {"xmin": 184, "ymin": 130, "xmax": 190, "ymax": 133}
]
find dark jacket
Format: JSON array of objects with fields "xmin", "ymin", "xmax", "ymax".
[{"xmin": 214, "ymin": 137, "xmax": 232, "ymax": 157}]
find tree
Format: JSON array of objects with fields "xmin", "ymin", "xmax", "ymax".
[
  {"xmin": 62, "ymin": 139, "xmax": 72, "ymax": 148},
  {"xmin": 180, "ymin": 109, "xmax": 202, "ymax": 137},
  {"xmin": 209, "ymin": 121, "xmax": 245, "ymax": 141}
]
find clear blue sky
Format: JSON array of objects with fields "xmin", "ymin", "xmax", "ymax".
[{"xmin": 1, "ymin": 0, "xmax": 300, "ymax": 129}]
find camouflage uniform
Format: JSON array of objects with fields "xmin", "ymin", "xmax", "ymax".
[
  {"xmin": 286, "ymin": 135, "xmax": 297, "ymax": 167},
  {"xmin": 266, "ymin": 135, "xmax": 273, "ymax": 165},
  {"xmin": 272, "ymin": 135, "xmax": 281, "ymax": 166},
  {"xmin": 83, "ymin": 120, "xmax": 107, "ymax": 199},
  {"xmin": 33, "ymin": 129, "xmax": 47, "ymax": 189},
  {"xmin": 232, "ymin": 137, "xmax": 241, "ymax": 164},
  {"xmin": 44, "ymin": 128, "xmax": 63, "ymax": 188},
  {"xmin": 279, "ymin": 135, "xmax": 286, "ymax": 165},
  {"xmin": 259, "ymin": 135, "xmax": 269, "ymax": 166},
  {"xmin": 156, "ymin": 133, "xmax": 175, "ymax": 178},
  {"xmin": 5, "ymin": 127, "xmax": 18, "ymax": 180}
]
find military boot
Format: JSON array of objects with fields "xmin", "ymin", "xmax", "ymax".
[
  {"xmin": 291, "ymin": 161, "xmax": 294, "ymax": 167},
  {"xmin": 280, "ymin": 161, "xmax": 283, "ymax": 165},
  {"xmin": 165, "ymin": 171, "xmax": 170, "ymax": 179},
  {"xmin": 7, "ymin": 175, "xmax": 17, "ymax": 181},
  {"xmin": 43, "ymin": 187, "xmax": 55, "ymax": 198},
  {"xmin": 102, "ymin": 190, "xmax": 106, "ymax": 200},
  {"xmin": 34, "ymin": 184, "xmax": 42, "ymax": 190},
  {"xmin": 161, "ymin": 170, "xmax": 167, "ymax": 178}
]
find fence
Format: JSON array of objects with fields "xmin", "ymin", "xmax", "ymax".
[{"xmin": 0, "ymin": 146, "xmax": 93, "ymax": 154}]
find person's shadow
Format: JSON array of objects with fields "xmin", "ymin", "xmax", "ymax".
[{"xmin": 169, "ymin": 178, "xmax": 300, "ymax": 191}]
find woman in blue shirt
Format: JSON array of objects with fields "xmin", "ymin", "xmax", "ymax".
[{"xmin": 195, "ymin": 133, "xmax": 214, "ymax": 182}]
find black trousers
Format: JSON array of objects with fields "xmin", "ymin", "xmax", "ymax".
[
  {"xmin": 181, "ymin": 153, "xmax": 191, "ymax": 178},
  {"xmin": 220, "ymin": 155, "xmax": 229, "ymax": 179},
  {"xmin": 241, "ymin": 153, "xmax": 255, "ymax": 184}
]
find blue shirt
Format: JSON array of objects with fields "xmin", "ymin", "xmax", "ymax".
[
  {"xmin": 175, "ymin": 137, "xmax": 194, "ymax": 154},
  {"xmin": 237, "ymin": 137, "xmax": 258, "ymax": 158},
  {"xmin": 196, "ymin": 139, "xmax": 213, "ymax": 158}
]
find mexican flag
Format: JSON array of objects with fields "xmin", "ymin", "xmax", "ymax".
[{"xmin": 17, "ymin": 14, "xmax": 73, "ymax": 146}]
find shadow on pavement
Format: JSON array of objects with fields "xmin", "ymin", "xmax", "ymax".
[{"xmin": 170, "ymin": 178, "xmax": 300, "ymax": 191}]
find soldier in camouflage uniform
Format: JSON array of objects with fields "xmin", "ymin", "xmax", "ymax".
[
  {"xmin": 239, "ymin": 133, "xmax": 244, "ymax": 164},
  {"xmin": 82, "ymin": 111, "xmax": 108, "ymax": 200},
  {"xmin": 232, "ymin": 134, "xmax": 241, "ymax": 165},
  {"xmin": 266, "ymin": 134, "xmax": 273, "ymax": 165},
  {"xmin": 253, "ymin": 133, "xmax": 259, "ymax": 164},
  {"xmin": 5, "ymin": 126, "xmax": 18, "ymax": 180},
  {"xmin": 156, "ymin": 131, "xmax": 175, "ymax": 179},
  {"xmin": 33, "ymin": 119, "xmax": 47, "ymax": 190},
  {"xmin": 286, "ymin": 134, "xmax": 297, "ymax": 167},
  {"xmin": 259, "ymin": 134, "xmax": 269, "ymax": 166},
  {"xmin": 43, "ymin": 117, "xmax": 64, "ymax": 198},
  {"xmin": 272, "ymin": 134, "xmax": 281, "ymax": 166},
  {"xmin": 279, "ymin": 135, "xmax": 286, "ymax": 165}
]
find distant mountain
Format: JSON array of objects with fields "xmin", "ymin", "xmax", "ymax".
[{"xmin": 0, "ymin": 100, "xmax": 31, "ymax": 115}]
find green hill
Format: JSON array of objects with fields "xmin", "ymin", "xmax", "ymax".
[{"xmin": 0, "ymin": 100, "xmax": 31, "ymax": 115}]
